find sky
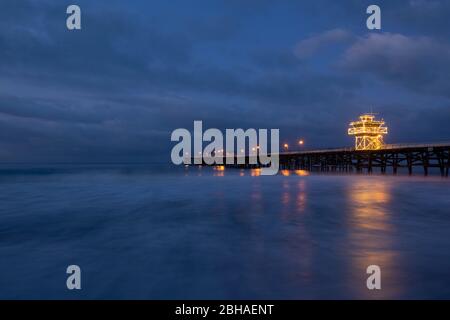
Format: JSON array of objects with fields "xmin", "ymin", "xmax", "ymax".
[{"xmin": 0, "ymin": 0, "xmax": 449, "ymax": 163}]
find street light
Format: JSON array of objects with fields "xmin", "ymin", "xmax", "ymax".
[
  {"xmin": 283, "ymin": 143, "xmax": 289, "ymax": 150},
  {"xmin": 298, "ymin": 139, "xmax": 304, "ymax": 145}
]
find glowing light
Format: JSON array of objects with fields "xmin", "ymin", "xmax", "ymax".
[
  {"xmin": 283, "ymin": 143, "xmax": 289, "ymax": 149},
  {"xmin": 250, "ymin": 168, "xmax": 261, "ymax": 176},
  {"xmin": 298, "ymin": 140, "xmax": 304, "ymax": 145},
  {"xmin": 348, "ymin": 114, "xmax": 388, "ymax": 150},
  {"xmin": 281, "ymin": 170, "xmax": 290, "ymax": 176},
  {"xmin": 294, "ymin": 170, "xmax": 309, "ymax": 176}
]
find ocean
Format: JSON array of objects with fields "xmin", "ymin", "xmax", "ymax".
[{"xmin": 0, "ymin": 164, "xmax": 449, "ymax": 299}]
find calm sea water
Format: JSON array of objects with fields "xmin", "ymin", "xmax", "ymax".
[{"xmin": 0, "ymin": 164, "xmax": 449, "ymax": 299}]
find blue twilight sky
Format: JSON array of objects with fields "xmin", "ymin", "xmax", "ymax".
[{"xmin": 0, "ymin": 0, "xmax": 449, "ymax": 162}]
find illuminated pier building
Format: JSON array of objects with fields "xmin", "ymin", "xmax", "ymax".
[{"xmin": 348, "ymin": 114, "xmax": 388, "ymax": 150}]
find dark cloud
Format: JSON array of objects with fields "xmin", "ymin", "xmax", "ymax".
[{"xmin": 339, "ymin": 33, "xmax": 450, "ymax": 97}]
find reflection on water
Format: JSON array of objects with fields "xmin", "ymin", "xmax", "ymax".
[
  {"xmin": 281, "ymin": 179, "xmax": 290, "ymax": 206},
  {"xmin": 350, "ymin": 180, "xmax": 392, "ymax": 231},
  {"xmin": 277, "ymin": 171, "xmax": 309, "ymax": 216},
  {"xmin": 347, "ymin": 179, "xmax": 403, "ymax": 298},
  {"xmin": 296, "ymin": 179, "xmax": 307, "ymax": 213},
  {"xmin": 213, "ymin": 165, "xmax": 225, "ymax": 177},
  {"xmin": 190, "ymin": 166, "xmax": 309, "ymax": 178}
]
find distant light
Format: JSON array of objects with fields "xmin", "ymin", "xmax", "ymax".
[
  {"xmin": 294, "ymin": 170, "xmax": 309, "ymax": 176},
  {"xmin": 298, "ymin": 140, "xmax": 304, "ymax": 145},
  {"xmin": 281, "ymin": 170, "xmax": 290, "ymax": 176},
  {"xmin": 283, "ymin": 143, "xmax": 289, "ymax": 149}
]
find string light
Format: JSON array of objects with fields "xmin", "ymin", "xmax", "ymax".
[{"xmin": 348, "ymin": 114, "xmax": 388, "ymax": 150}]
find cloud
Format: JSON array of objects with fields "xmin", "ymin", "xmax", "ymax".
[
  {"xmin": 340, "ymin": 33, "xmax": 450, "ymax": 97},
  {"xmin": 294, "ymin": 29, "xmax": 353, "ymax": 59},
  {"xmin": 409, "ymin": 0, "xmax": 443, "ymax": 10}
]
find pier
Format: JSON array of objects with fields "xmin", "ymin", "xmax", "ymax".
[
  {"xmin": 195, "ymin": 142, "xmax": 450, "ymax": 176},
  {"xmin": 190, "ymin": 115, "xmax": 450, "ymax": 176},
  {"xmin": 277, "ymin": 142, "xmax": 450, "ymax": 176}
]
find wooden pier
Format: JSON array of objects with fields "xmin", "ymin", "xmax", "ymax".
[
  {"xmin": 277, "ymin": 143, "xmax": 450, "ymax": 176},
  {"xmin": 197, "ymin": 142, "xmax": 450, "ymax": 176}
]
